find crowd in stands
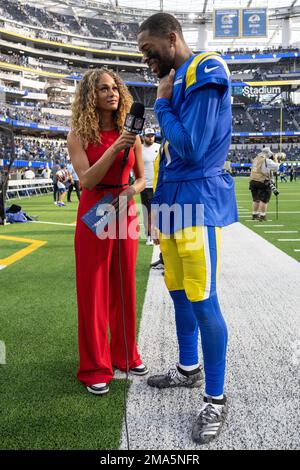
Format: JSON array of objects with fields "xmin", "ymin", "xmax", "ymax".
[
  {"xmin": 14, "ymin": 136, "xmax": 68, "ymax": 162},
  {"xmin": 219, "ymin": 46, "xmax": 299, "ymax": 56},
  {"xmin": 112, "ymin": 22, "xmax": 139, "ymax": 41},
  {"xmin": 249, "ymin": 107, "xmax": 298, "ymax": 132},
  {"xmin": 228, "ymin": 144, "xmax": 299, "ymax": 163},
  {"xmin": 119, "ymin": 70, "xmax": 157, "ymax": 84},
  {"xmin": 0, "ymin": 51, "xmax": 28, "ymax": 67},
  {"xmin": 1, "ymin": 0, "xmax": 300, "ymax": 56},
  {"xmin": 0, "ymin": 0, "xmax": 139, "ymax": 43},
  {"xmin": 1, "ymin": 128, "xmax": 299, "ymax": 167},
  {"xmin": 232, "ymin": 107, "xmax": 253, "ymax": 133},
  {"xmin": 144, "ymin": 110, "xmax": 160, "ymax": 132},
  {"xmin": 232, "ymin": 105, "xmax": 300, "ymax": 133},
  {"xmin": 0, "ymin": 104, "xmax": 70, "ymax": 127},
  {"xmin": 0, "ymin": 0, "xmax": 82, "ymax": 34},
  {"xmin": 2, "ymin": 100, "xmax": 300, "ymax": 134},
  {"xmin": 283, "ymin": 144, "xmax": 300, "ymax": 160},
  {"xmin": 231, "ymin": 66, "xmax": 300, "ymax": 81},
  {"xmin": 227, "ymin": 147, "xmax": 257, "ymax": 163},
  {"xmin": 0, "ymin": 49, "xmax": 151, "ymax": 84},
  {"xmin": 0, "ymin": 134, "xmax": 68, "ymax": 163},
  {"xmin": 8, "ymin": 100, "xmax": 69, "ymax": 111}
]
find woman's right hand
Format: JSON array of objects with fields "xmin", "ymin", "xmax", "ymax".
[{"xmin": 113, "ymin": 131, "xmax": 137, "ymax": 154}]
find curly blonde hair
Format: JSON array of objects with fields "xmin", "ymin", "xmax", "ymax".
[{"xmin": 70, "ymin": 68, "xmax": 133, "ymax": 148}]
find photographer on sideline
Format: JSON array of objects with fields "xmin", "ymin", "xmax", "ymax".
[{"xmin": 249, "ymin": 147, "xmax": 280, "ymax": 222}]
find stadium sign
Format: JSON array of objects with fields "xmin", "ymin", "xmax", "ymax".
[
  {"xmin": 242, "ymin": 9, "xmax": 267, "ymax": 37},
  {"xmin": 243, "ymin": 85, "xmax": 281, "ymax": 97},
  {"xmin": 214, "ymin": 9, "xmax": 240, "ymax": 38}
]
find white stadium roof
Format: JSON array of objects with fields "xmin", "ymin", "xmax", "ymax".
[
  {"xmin": 19, "ymin": 0, "xmax": 300, "ymax": 15},
  {"xmin": 12, "ymin": 0, "xmax": 300, "ymax": 49},
  {"xmin": 105, "ymin": 0, "xmax": 300, "ymax": 13}
]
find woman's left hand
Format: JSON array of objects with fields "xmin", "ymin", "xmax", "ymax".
[
  {"xmin": 157, "ymin": 68, "xmax": 175, "ymax": 100},
  {"xmin": 112, "ymin": 187, "xmax": 136, "ymax": 215}
]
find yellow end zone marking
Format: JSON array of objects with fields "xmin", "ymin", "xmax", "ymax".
[{"xmin": 0, "ymin": 235, "xmax": 47, "ymax": 269}]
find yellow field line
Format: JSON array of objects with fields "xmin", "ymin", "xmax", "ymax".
[{"xmin": 0, "ymin": 235, "xmax": 47, "ymax": 269}]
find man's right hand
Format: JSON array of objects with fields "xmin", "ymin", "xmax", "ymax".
[
  {"xmin": 150, "ymin": 210, "xmax": 160, "ymax": 245},
  {"xmin": 152, "ymin": 228, "xmax": 160, "ymax": 245}
]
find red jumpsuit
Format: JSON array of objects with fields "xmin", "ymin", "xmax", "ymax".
[{"xmin": 75, "ymin": 129, "xmax": 142, "ymax": 386}]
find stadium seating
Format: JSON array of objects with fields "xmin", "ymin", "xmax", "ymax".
[
  {"xmin": 0, "ymin": 0, "xmax": 139, "ymax": 43},
  {"xmin": 248, "ymin": 107, "xmax": 298, "ymax": 132},
  {"xmin": 228, "ymin": 144, "xmax": 300, "ymax": 163},
  {"xmin": 0, "ymin": 134, "xmax": 68, "ymax": 162},
  {"xmin": 232, "ymin": 106, "xmax": 254, "ymax": 132},
  {"xmin": 0, "ymin": 0, "xmax": 299, "ymax": 171},
  {"xmin": 0, "ymin": 104, "xmax": 70, "ymax": 127}
]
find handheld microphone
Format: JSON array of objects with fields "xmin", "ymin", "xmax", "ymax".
[{"xmin": 122, "ymin": 102, "xmax": 145, "ymax": 168}]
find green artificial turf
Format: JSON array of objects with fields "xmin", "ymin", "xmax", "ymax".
[
  {"xmin": 1, "ymin": 179, "xmax": 298, "ymax": 450},
  {"xmin": 0, "ymin": 194, "xmax": 153, "ymax": 450},
  {"xmin": 234, "ymin": 177, "xmax": 300, "ymax": 262},
  {"xmin": 0, "ymin": 239, "xmax": 29, "ymax": 260}
]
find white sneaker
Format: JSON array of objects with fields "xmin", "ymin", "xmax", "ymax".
[
  {"xmin": 129, "ymin": 363, "xmax": 149, "ymax": 376},
  {"xmin": 86, "ymin": 383, "xmax": 109, "ymax": 395},
  {"xmin": 146, "ymin": 236, "xmax": 154, "ymax": 246}
]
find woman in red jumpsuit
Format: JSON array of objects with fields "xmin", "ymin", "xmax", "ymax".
[{"xmin": 67, "ymin": 68, "xmax": 148, "ymax": 395}]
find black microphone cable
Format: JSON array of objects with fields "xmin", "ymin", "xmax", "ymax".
[
  {"xmin": 115, "ymin": 102, "xmax": 145, "ymax": 451},
  {"xmin": 115, "ymin": 160, "xmax": 131, "ymax": 451}
]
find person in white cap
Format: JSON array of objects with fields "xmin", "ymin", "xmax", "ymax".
[
  {"xmin": 249, "ymin": 146, "xmax": 280, "ymax": 221},
  {"xmin": 141, "ymin": 128, "xmax": 160, "ymax": 244}
]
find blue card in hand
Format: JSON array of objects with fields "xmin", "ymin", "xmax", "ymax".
[{"xmin": 81, "ymin": 193, "xmax": 116, "ymax": 236}]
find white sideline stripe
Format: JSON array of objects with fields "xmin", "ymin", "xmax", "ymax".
[
  {"xmin": 237, "ymin": 193, "xmax": 299, "ymax": 195},
  {"xmin": 241, "ymin": 212, "xmax": 300, "ymax": 216},
  {"xmin": 278, "ymin": 239, "xmax": 300, "ymax": 241},
  {"xmin": 294, "ymin": 249, "xmax": 300, "ymax": 252},
  {"xmin": 120, "ymin": 223, "xmax": 300, "ymax": 450},
  {"xmin": 254, "ymin": 225, "xmax": 284, "ymax": 228},
  {"xmin": 31, "ymin": 221, "xmax": 76, "ymax": 227},
  {"xmin": 238, "ymin": 199, "xmax": 300, "ymax": 202},
  {"xmin": 264, "ymin": 231, "xmax": 299, "ymax": 234}
]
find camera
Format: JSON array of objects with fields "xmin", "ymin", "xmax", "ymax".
[{"xmin": 264, "ymin": 179, "xmax": 280, "ymax": 196}]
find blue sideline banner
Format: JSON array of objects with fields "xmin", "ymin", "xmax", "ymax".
[
  {"xmin": 242, "ymin": 8, "xmax": 267, "ymax": 37},
  {"xmin": 214, "ymin": 9, "xmax": 240, "ymax": 38}
]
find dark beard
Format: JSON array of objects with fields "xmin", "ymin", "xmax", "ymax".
[
  {"xmin": 157, "ymin": 59, "xmax": 175, "ymax": 79},
  {"xmin": 148, "ymin": 50, "xmax": 174, "ymax": 79}
]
